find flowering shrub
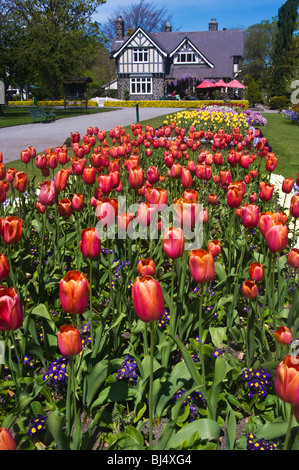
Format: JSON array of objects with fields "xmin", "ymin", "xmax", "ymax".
[
  {"xmin": 103, "ymin": 99, "xmax": 249, "ymax": 109},
  {"xmin": 0, "ymin": 107, "xmax": 298, "ymax": 451}
]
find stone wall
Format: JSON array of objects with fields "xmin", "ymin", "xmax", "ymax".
[{"xmin": 117, "ymin": 77, "xmax": 165, "ymax": 101}]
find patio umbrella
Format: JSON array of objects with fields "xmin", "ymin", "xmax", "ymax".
[
  {"xmin": 196, "ymin": 80, "xmax": 216, "ymax": 88},
  {"xmin": 226, "ymin": 79, "xmax": 246, "ymax": 89},
  {"xmin": 214, "ymin": 79, "xmax": 228, "ymax": 87}
]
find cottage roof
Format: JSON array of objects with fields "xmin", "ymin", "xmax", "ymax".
[{"xmin": 111, "ymin": 28, "xmax": 244, "ymax": 79}]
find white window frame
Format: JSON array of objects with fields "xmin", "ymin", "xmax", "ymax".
[
  {"xmin": 133, "ymin": 48, "xmax": 149, "ymax": 63},
  {"xmin": 130, "ymin": 77, "xmax": 152, "ymax": 95},
  {"xmin": 175, "ymin": 52, "xmax": 197, "ymax": 64}
]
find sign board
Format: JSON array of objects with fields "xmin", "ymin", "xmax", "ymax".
[{"xmin": 0, "ymin": 81, "xmax": 5, "ymax": 105}]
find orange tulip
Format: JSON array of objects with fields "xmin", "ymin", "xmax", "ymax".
[
  {"xmin": 248, "ymin": 262, "xmax": 264, "ymax": 282},
  {"xmin": 290, "ymin": 194, "xmax": 299, "ymax": 218},
  {"xmin": 265, "ymin": 221, "xmax": 288, "ymax": 253},
  {"xmin": 54, "ymin": 169, "xmax": 69, "ymax": 191},
  {"xmin": 13, "ymin": 171, "xmax": 27, "ymax": 193},
  {"xmin": 0, "ymin": 254, "xmax": 10, "ymax": 282},
  {"xmin": 128, "ymin": 166, "xmax": 144, "ymax": 189},
  {"xmin": 282, "ymin": 178, "xmax": 294, "ymax": 194},
  {"xmin": 241, "ymin": 279, "xmax": 258, "ymax": 299},
  {"xmin": 189, "ymin": 249, "xmax": 215, "ymax": 283},
  {"xmin": 59, "ymin": 271, "xmax": 89, "ymax": 315},
  {"xmin": 58, "ymin": 325, "xmax": 82, "ymax": 357},
  {"xmin": 0, "ymin": 427, "xmax": 17, "ymax": 450},
  {"xmin": 275, "ymin": 355, "xmax": 299, "ymax": 420},
  {"xmin": 207, "ymin": 239, "xmax": 221, "ymax": 258},
  {"xmin": 287, "ymin": 248, "xmax": 299, "ymax": 269}
]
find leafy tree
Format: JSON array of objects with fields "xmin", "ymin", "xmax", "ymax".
[
  {"xmin": 1, "ymin": 0, "xmax": 106, "ymax": 99},
  {"xmin": 270, "ymin": 0, "xmax": 299, "ymax": 97},
  {"xmin": 245, "ymin": 75, "xmax": 263, "ymax": 106},
  {"xmin": 102, "ymin": 0, "xmax": 175, "ymax": 46},
  {"xmin": 242, "ymin": 20, "xmax": 277, "ymax": 90}
]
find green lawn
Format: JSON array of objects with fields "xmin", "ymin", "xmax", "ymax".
[
  {"xmin": 0, "ymin": 105, "xmax": 118, "ymax": 128},
  {"xmin": 261, "ymin": 113, "xmax": 299, "ymax": 180}
]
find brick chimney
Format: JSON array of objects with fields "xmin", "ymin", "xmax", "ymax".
[
  {"xmin": 116, "ymin": 16, "xmax": 124, "ymax": 39},
  {"xmin": 209, "ymin": 18, "xmax": 218, "ymax": 31}
]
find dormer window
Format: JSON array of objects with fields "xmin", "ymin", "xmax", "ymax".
[
  {"xmin": 176, "ymin": 52, "xmax": 197, "ymax": 63},
  {"xmin": 133, "ymin": 48, "xmax": 149, "ymax": 62}
]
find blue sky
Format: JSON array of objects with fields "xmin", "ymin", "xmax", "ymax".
[{"xmin": 92, "ymin": 0, "xmax": 294, "ymax": 31}]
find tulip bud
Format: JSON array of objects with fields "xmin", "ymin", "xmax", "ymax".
[
  {"xmin": 58, "ymin": 325, "xmax": 82, "ymax": 357},
  {"xmin": 137, "ymin": 258, "xmax": 156, "ymax": 276},
  {"xmin": 248, "ymin": 262, "xmax": 264, "ymax": 282},
  {"xmin": 207, "ymin": 239, "xmax": 221, "ymax": 258},
  {"xmin": 287, "ymin": 248, "xmax": 299, "ymax": 269}
]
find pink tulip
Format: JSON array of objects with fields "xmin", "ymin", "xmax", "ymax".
[{"xmin": 0, "ymin": 286, "xmax": 23, "ymax": 331}]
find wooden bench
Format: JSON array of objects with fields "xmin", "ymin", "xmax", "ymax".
[{"xmin": 29, "ymin": 107, "xmax": 56, "ymax": 123}]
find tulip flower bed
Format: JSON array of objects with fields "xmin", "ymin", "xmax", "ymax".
[{"xmin": 0, "ymin": 107, "xmax": 299, "ymax": 452}]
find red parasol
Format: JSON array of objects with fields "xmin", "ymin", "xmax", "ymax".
[
  {"xmin": 214, "ymin": 79, "xmax": 228, "ymax": 87},
  {"xmin": 226, "ymin": 79, "xmax": 246, "ymax": 89},
  {"xmin": 196, "ymin": 80, "xmax": 216, "ymax": 89}
]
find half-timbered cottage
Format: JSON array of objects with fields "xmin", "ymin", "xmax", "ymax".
[{"xmin": 110, "ymin": 18, "xmax": 244, "ymax": 100}]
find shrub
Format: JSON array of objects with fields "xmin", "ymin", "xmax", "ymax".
[{"xmin": 269, "ymin": 96, "xmax": 290, "ymax": 110}]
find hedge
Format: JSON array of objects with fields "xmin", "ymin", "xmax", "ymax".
[
  {"xmin": 103, "ymin": 99, "xmax": 249, "ymax": 109},
  {"xmin": 7, "ymin": 100, "xmax": 98, "ymax": 107}
]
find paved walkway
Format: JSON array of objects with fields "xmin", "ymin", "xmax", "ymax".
[{"xmin": 0, "ymin": 107, "xmax": 183, "ymax": 164}]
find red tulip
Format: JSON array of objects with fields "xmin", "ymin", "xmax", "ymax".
[
  {"xmin": 275, "ymin": 355, "xmax": 299, "ymax": 420},
  {"xmin": 136, "ymin": 201, "xmax": 157, "ymax": 227},
  {"xmin": 36, "ymin": 201, "xmax": 46, "ymax": 214},
  {"xmin": 0, "ymin": 286, "xmax": 23, "ymax": 331},
  {"xmin": 132, "ymin": 276, "xmax": 164, "ymax": 322},
  {"xmin": 60, "ymin": 271, "xmax": 89, "ymax": 315},
  {"xmin": 282, "ymin": 178, "xmax": 294, "ymax": 194},
  {"xmin": 290, "ymin": 195, "xmax": 299, "ymax": 218},
  {"xmin": 58, "ymin": 198, "xmax": 72, "ymax": 218},
  {"xmin": 0, "ymin": 254, "xmax": 10, "ymax": 282},
  {"xmin": 54, "ymin": 169, "xmax": 69, "ymax": 191},
  {"xmin": 6, "ymin": 168, "xmax": 16, "ymax": 183},
  {"xmin": 72, "ymin": 157, "xmax": 85, "ymax": 176},
  {"xmin": 58, "ymin": 325, "xmax": 82, "ymax": 357},
  {"xmin": 82, "ymin": 166, "xmax": 96, "ymax": 185},
  {"xmin": 2, "ymin": 216, "xmax": 23, "ymax": 245},
  {"xmin": 0, "ymin": 181, "xmax": 7, "ymax": 203},
  {"xmin": 287, "ymin": 249, "xmax": 299, "ymax": 269},
  {"xmin": 35, "ymin": 154, "xmax": 47, "ymax": 169},
  {"xmin": 79, "ymin": 227, "xmax": 101, "ymax": 259},
  {"xmin": 248, "ymin": 262, "xmax": 264, "ymax": 282},
  {"xmin": 72, "ymin": 193, "xmax": 84, "ymax": 212},
  {"xmin": 207, "ymin": 193, "xmax": 218, "ymax": 206},
  {"xmin": 189, "ymin": 249, "xmax": 215, "ymax": 283},
  {"xmin": 259, "ymin": 183, "xmax": 274, "ymax": 202},
  {"xmin": 227, "ymin": 183, "xmax": 243, "ymax": 208},
  {"xmin": 47, "ymin": 152, "xmax": 58, "ymax": 170},
  {"xmin": 241, "ymin": 203, "xmax": 259, "ymax": 228},
  {"xmin": 39, "ymin": 180, "xmax": 57, "ymax": 206},
  {"xmin": 265, "ymin": 221, "xmax": 288, "ymax": 253},
  {"xmin": 14, "ymin": 171, "xmax": 27, "ymax": 193},
  {"xmin": 20, "ymin": 149, "xmax": 30, "ymax": 164},
  {"xmin": 174, "ymin": 197, "xmax": 198, "ymax": 230},
  {"xmin": 0, "ymin": 163, "xmax": 6, "ymax": 181},
  {"xmin": 0, "ymin": 427, "xmax": 17, "ymax": 450},
  {"xmin": 128, "ymin": 166, "xmax": 144, "ymax": 189},
  {"xmin": 162, "ymin": 227, "xmax": 185, "ymax": 259},
  {"xmin": 274, "ymin": 326, "xmax": 292, "ymax": 346},
  {"xmin": 98, "ymin": 174, "xmax": 113, "ymax": 194},
  {"xmin": 241, "ymin": 279, "xmax": 258, "ymax": 299},
  {"xmin": 137, "ymin": 258, "xmax": 156, "ymax": 276},
  {"xmin": 146, "ymin": 166, "xmax": 159, "ymax": 184},
  {"xmin": 181, "ymin": 168, "xmax": 193, "ymax": 188}
]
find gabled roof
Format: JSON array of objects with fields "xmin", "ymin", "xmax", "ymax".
[
  {"xmin": 168, "ymin": 36, "xmax": 214, "ymax": 68},
  {"xmin": 111, "ymin": 27, "xmax": 167, "ymax": 59},
  {"xmin": 110, "ymin": 27, "xmax": 244, "ymax": 79}
]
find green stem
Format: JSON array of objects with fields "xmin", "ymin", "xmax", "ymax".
[
  {"xmin": 149, "ymin": 321, "xmax": 154, "ymax": 450},
  {"xmin": 283, "ymin": 405, "xmax": 294, "ymax": 451},
  {"xmin": 89, "ymin": 259, "xmax": 94, "ymax": 350},
  {"xmin": 198, "ymin": 283, "xmax": 206, "ymax": 390}
]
